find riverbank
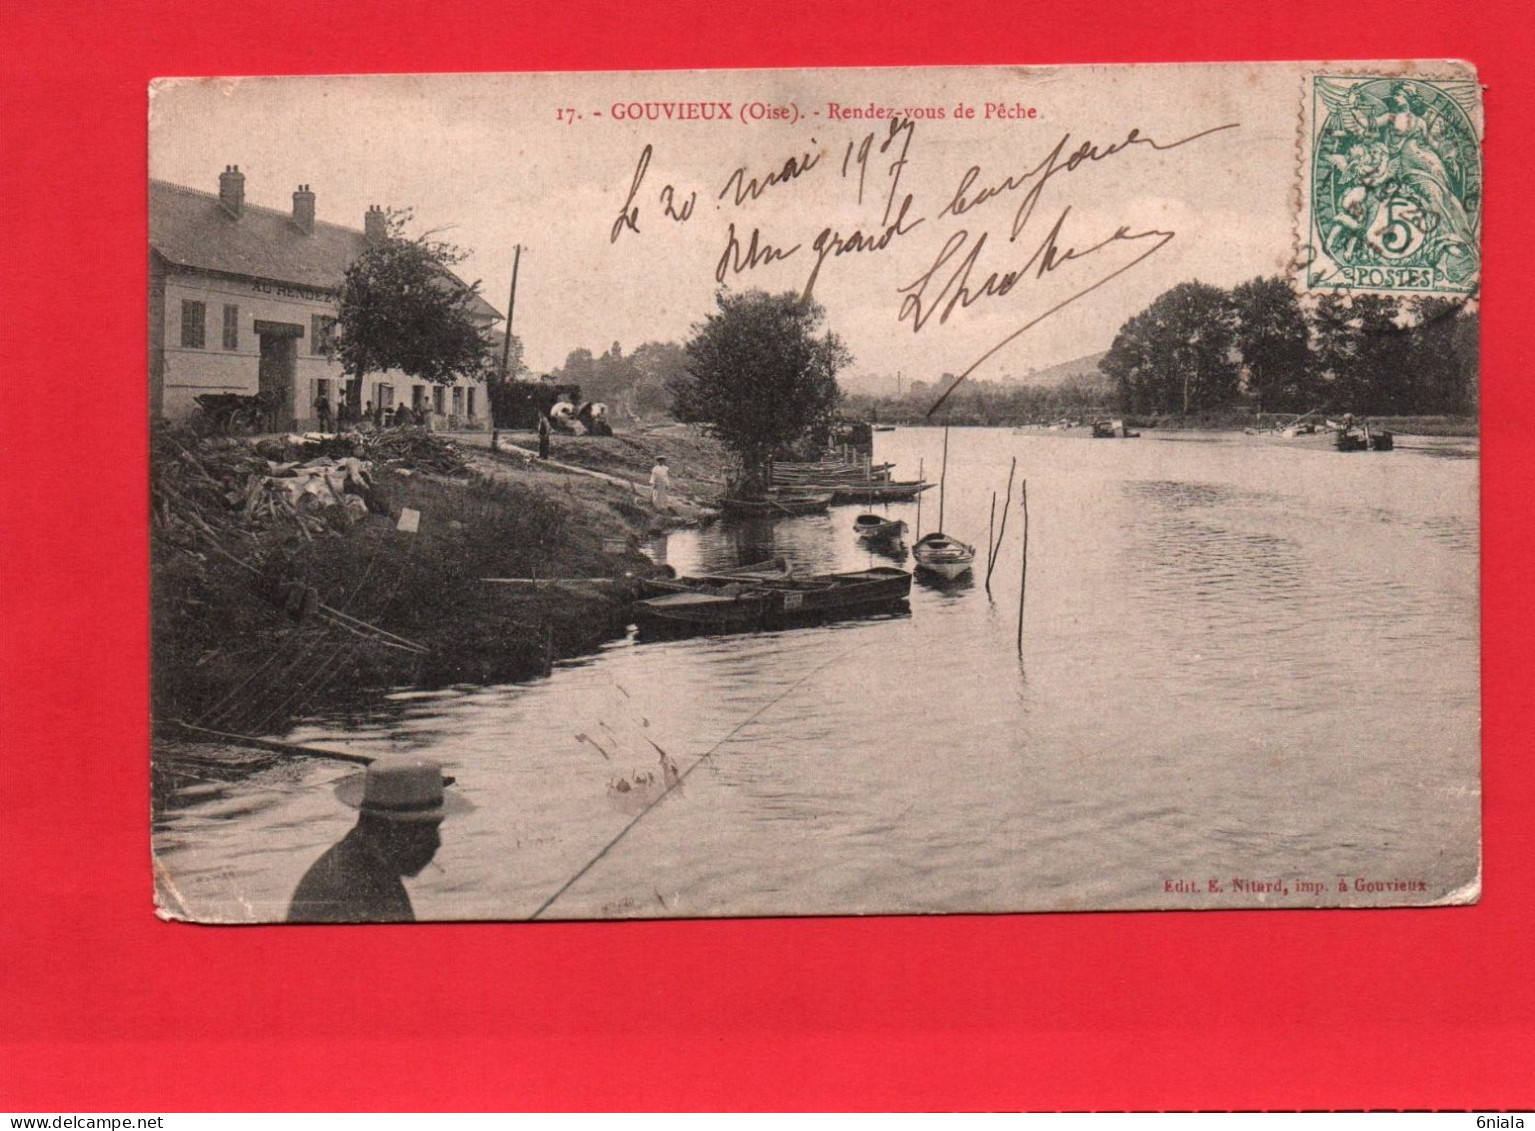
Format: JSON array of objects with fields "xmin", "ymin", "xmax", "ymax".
[
  {"xmin": 881, "ymin": 412, "xmax": 1478, "ymax": 437},
  {"xmin": 151, "ymin": 424, "xmax": 730, "ymax": 738},
  {"xmin": 1124, "ymin": 411, "xmax": 1478, "ymax": 436}
]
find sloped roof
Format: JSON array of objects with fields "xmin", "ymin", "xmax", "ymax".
[{"xmin": 149, "ymin": 180, "xmax": 501, "ymax": 322}]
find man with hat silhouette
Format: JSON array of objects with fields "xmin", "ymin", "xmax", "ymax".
[{"xmin": 287, "ymin": 755, "xmax": 471, "ymax": 923}]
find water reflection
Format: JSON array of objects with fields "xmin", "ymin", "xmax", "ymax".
[{"xmin": 914, "ymin": 570, "xmax": 976, "ymax": 595}]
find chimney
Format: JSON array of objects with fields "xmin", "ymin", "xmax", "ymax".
[
  {"xmin": 365, "ymin": 205, "xmax": 387, "ymax": 245},
  {"xmin": 218, "ymin": 165, "xmax": 245, "ymax": 218},
  {"xmin": 292, "ymin": 184, "xmax": 315, "ymax": 236}
]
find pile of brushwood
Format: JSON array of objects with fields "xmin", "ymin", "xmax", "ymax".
[
  {"xmin": 294, "ymin": 427, "xmax": 471, "ymax": 476},
  {"xmin": 152, "ymin": 432, "xmax": 366, "ymax": 555}
]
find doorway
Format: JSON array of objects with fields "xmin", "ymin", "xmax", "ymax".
[{"xmin": 255, "ymin": 321, "xmax": 303, "ymax": 430}]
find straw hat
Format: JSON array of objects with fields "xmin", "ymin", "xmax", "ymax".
[{"xmin": 334, "ymin": 755, "xmax": 474, "ymax": 822}]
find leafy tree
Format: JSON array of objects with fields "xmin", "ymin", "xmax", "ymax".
[
  {"xmin": 1101, "ymin": 282, "xmax": 1239, "ymax": 415},
  {"xmin": 333, "ymin": 208, "xmax": 493, "ymax": 416},
  {"xmin": 1310, "ymin": 293, "xmax": 1412, "ymax": 414},
  {"xmin": 1231, "ymin": 276, "xmax": 1313, "ymax": 413},
  {"xmin": 1451, "ymin": 306, "xmax": 1479, "ymax": 414},
  {"xmin": 630, "ymin": 341, "xmax": 690, "ymax": 417},
  {"xmin": 550, "ymin": 347, "xmax": 597, "ymax": 390},
  {"xmin": 671, "ymin": 290, "xmax": 849, "ymax": 491},
  {"xmin": 1408, "ymin": 298, "xmax": 1474, "ymax": 415}
]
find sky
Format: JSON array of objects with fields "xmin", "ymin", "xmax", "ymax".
[{"xmin": 150, "ymin": 64, "xmax": 1299, "ymax": 381}]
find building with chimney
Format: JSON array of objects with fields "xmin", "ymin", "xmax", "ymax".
[{"xmin": 149, "ymin": 166, "xmax": 501, "ymax": 429}]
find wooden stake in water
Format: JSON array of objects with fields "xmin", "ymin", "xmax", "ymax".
[
  {"xmin": 1016, "ymin": 479, "xmax": 1030, "ymax": 655},
  {"xmin": 987, "ymin": 456, "xmax": 1017, "ymax": 585},
  {"xmin": 985, "ymin": 492, "xmax": 997, "ymax": 593}
]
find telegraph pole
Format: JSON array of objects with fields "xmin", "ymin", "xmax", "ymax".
[{"xmin": 492, "ymin": 244, "xmax": 521, "ymax": 450}]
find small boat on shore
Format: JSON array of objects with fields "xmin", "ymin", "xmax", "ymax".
[
  {"xmin": 1091, "ymin": 418, "xmax": 1140, "ymax": 439},
  {"xmin": 912, "ymin": 532, "xmax": 976, "ymax": 579},
  {"xmin": 853, "ymin": 514, "xmax": 907, "ymax": 541},
  {"xmin": 719, "ymin": 490, "xmax": 833, "ymax": 517}
]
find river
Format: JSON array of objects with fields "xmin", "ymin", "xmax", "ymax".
[{"xmin": 153, "ymin": 426, "xmax": 1481, "ymax": 921}]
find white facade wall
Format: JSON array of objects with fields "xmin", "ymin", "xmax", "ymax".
[{"xmin": 157, "ymin": 271, "xmax": 486, "ymax": 430}]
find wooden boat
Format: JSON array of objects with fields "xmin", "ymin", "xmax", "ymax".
[
  {"xmin": 640, "ymin": 559, "xmax": 791, "ymax": 597},
  {"xmin": 829, "ymin": 480, "xmax": 932, "ymax": 504},
  {"xmin": 719, "ymin": 490, "xmax": 833, "ymax": 517},
  {"xmin": 1091, "ymin": 418, "xmax": 1140, "ymax": 438},
  {"xmin": 771, "ymin": 462, "xmax": 896, "ymax": 487},
  {"xmin": 631, "ymin": 587, "xmax": 774, "ymax": 632},
  {"xmin": 912, "ymin": 532, "xmax": 976, "ymax": 579},
  {"xmin": 1325, "ymin": 418, "xmax": 1395, "ymax": 452},
  {"xmin": 854, "ymin": 514, "xmax": 907, "ymax": 541},
  {"xmin": 633, "ymin": 566, "xmax": 912, "ymax": 634}
]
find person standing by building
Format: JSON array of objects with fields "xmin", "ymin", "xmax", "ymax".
[
  {"xmin": 650, "ymin": 456, "xmax": 672, "ymax": 512},
  {"xmin": 287, "ymin": 755, "xmax": 472, "ymax": 923},
  {"xmin": 314, "ymin": 392, "xmax": 332, "ymax": 433},
  {"xmin": 537, "ymin": 412, "xmax": 552, "ymax": 460}
]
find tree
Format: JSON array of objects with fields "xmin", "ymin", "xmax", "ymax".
[
  {"xmin": 1101, "ymin": 282, "xmax": 1239, "ymax": 415},
  {"xmin": 332, "ymin": 208, "xmax": 492, "ymax": 416},
  {"xmin": 1451, "ymin": 305, "xmax": 1479, "ymax": 414},
  {"xmin": 1408, "ymin": 298, "xmax": 1474, "ymax": 415},
  {"xmin": 630, "ymin": 341, "xmax": 690, "ymax": 417},
  {"xmin": 671, "ymin": 290, "xmax": 849, "ymax": 492},
  {"xmin": 1309, "ymin": 293, "xmax": 1412, "ymax": 414},
  {"xmin": 1231, "ymin": 276, "xmax": 1313, "ymax": 413}
]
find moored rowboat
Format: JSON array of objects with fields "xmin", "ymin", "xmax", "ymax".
[
  {"xmin": 853, "ymin": 514, "xmax": 907, "ymax": 541},
  {"xmin": 912, "ymin": 532, "xmax": 976, "ymax": 579},
  {"xmin": 830, "ymin": 480, "xmax": 932, "ymax": 504},
  {"xmin": 634, "ymin": 566, "xmax": 912, "ymax": 634}
]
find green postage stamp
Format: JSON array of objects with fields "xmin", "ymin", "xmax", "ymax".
[{"xmin": 1301, "ymin": 66, "xmax": 1482, "ymax": 295}]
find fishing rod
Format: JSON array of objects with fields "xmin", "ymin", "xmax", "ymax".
[{"xmin": 527, "ymin": 637, "xmax": 875, "ymax": 920}]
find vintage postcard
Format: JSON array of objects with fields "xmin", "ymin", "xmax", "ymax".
[{"xmin": 149, "ymin": 62, "xmax": 1481, "ymax": 922}]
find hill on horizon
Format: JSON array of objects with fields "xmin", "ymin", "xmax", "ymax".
[
  {"xmin": 840, "ymin": 350, "xmax": 1109, "ymax": 398},
  {"xmin": 1003, "ymin": 350, "xmax": 1108, "ymax": 387}
]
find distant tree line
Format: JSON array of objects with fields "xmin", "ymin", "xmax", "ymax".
[
  {"xmin": 842, "ymin": 372, "xmax": 1118, "ymax": 427},
  {"xmin": 546, "ymin": 340, "xmax": 691, "ymax": 418},
  {"xmin": 1101, "ymin": 276, "xmax": 1478, "ymax": 418}
]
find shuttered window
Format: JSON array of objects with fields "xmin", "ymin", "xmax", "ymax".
[
  {"xmin": 222, "ymin": 304, "xmax": 239, "ymax": 350},
  {"xmin": 180, "ymin": 300, "xmax": 206, "ymax": 349}
]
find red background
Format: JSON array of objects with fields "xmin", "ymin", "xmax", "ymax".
[{"xmin": 3, "ymin": 0, "xmax": 1531, "ymax": 1111}]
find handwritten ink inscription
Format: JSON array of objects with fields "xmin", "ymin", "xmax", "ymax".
[{"xmin": 601, "ymin": 106, "xmax": 1239, "ymax": 408}]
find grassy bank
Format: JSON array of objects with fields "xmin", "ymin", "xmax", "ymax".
[
  {"xmin": 152, "ymin": 425, "xmax": 729, "ymax": 737},
  {"xmin": 464, "ymin": 423, "xmax": 731, "ymax": 517}
]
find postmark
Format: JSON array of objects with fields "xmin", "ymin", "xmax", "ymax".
[{"xmin": 1301, "ymin": 71, "xmax": 1482, "ymax": 295}]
